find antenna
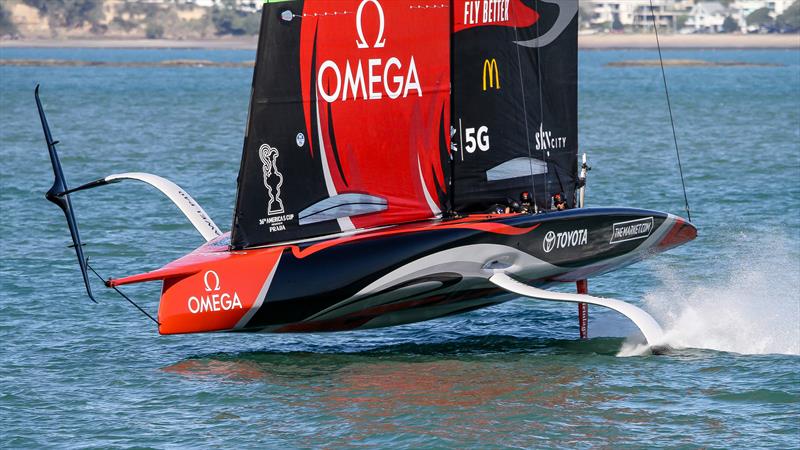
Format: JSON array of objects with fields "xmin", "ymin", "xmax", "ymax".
[{"xmin": 649, "ymin": 0, "xmax": 692, "ymax": 222}]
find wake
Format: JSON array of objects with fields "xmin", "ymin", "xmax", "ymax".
[{"xmin": 621, "ymin": 235, "xmax": 799, "ymax": 356}]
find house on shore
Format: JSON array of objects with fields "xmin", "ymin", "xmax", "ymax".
[{"xmin": 685, "ymin": 1, "xmax": 727, "ymax": 33}]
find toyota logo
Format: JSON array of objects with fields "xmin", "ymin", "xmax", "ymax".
[{"xmin": 543, "ymin": 231, "xmax": 556, "ymax": 253}]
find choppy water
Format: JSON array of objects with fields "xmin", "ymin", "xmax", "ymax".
[{"xmin": 1, "ymin": 47, "xmax": 798, "ymax": 448}]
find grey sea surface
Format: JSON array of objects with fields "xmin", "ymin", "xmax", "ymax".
[{"xmin": 1, "ymin": 47, "xmax": 799, "ymax": 448}]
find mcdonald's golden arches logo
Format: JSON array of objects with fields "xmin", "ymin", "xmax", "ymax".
[{"xmin": 482, "ymin": 58, "xmax": 500, "ymax": 91}]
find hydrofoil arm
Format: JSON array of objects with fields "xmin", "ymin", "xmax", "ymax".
[
  {"xmin": 65, "ymin": 173, "xmax": 222, "ymax": 242},
  {"xmin": 38, "ymin": 84, "xmax": 221, "ymax": 305},
  {"xmin": 489, "ymin": 272, "xmax": 665, "ymax": 346}
]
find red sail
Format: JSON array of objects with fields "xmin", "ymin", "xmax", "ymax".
[
  {"xmin": 231, "ymin": 0, "xmax": 451, "ymax": 249},
  {"xmin": 299, "ymin": 0, "xmax": 450, "ymax": 231}
]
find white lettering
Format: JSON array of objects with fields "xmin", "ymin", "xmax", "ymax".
[
  {"xmin": 319, "ymin": 57, "xmax": 422, "ymax": 102},
  {"xmin": 384, "ymin": 57, "xmax": 403, "ymax": 99},
  {"xmin": 535, "ymin": 123, "xmax": 567, "ymax": 151},
  {"xmin": 187, "ymin": 271, "xmax": 244, "ymax": 314},
  {"xmin": 544, "ymin": 228, "xmax": 588, "ymax": 252},
  {"xmin": 463, "ymin": 125, "xmax": 491, "ymax": 154},
  {"xmin": 477, "ymin": 125, "xmax": 490, "ymax": 151},
  {"xmin": 342, "ymin": 60, "xmax": 367, "ymax": 101},
  {"xmin": 368, "ymin": 58, "xmax": 382, "ymax": 100},
  {"xmin": 318, "ymin": 60, "xmax": 341, "ymax": 103},
  {"xmin": 317, "ymin": 1, "xmax": 423, "ymax": 103},
  {"xmin": 403, "ymin": 56, "xmax": 422, "ymax": 98}
]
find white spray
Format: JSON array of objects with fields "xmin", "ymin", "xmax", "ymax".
[{"xmin": 621, "ymin": 234, "xmax": 799, "ymax": 356}]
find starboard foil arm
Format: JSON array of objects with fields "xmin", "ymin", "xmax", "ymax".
[{"xmin": 489, "ymin": 272, "xmax": 665, "ymax": 346}]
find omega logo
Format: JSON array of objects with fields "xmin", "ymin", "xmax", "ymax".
[
  {"xmin": 316, "ymin": 0, "xmax": 422, "ymax": 103},
  {"xmin": 355, "ymin": 0, "xmax": 386, "ymax": 49},
  {"xmin": 204, "ymin": 270, "xmax": 220, "ymax": 292},
  {"xmin": 188, "ymin": 270, "xmax": 243, "ymax": 314}
]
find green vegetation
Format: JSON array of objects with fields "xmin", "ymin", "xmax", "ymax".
[
  {"xmin": 746, "ymin": 7, "xmax": 773, "ymax": 27},
  {"xmin": 777, "ymin": 0, "xmax": 800, "ymax": 31},
  {"xmin": 16, "ymin": 0, "xmax": 257, "ymax": 37},
  {"xmin": 722, "ymin": 16, "xmax": 739, "ymax": 33},
  {"xmin": 23, "ymin": 0, "xmax": 104, "ymax": 30},
  {"xmin": 145, "ymin": 22, "xmax": 165, "ymax": 39},
  {"xmin": 611, "ymin": 15, "xmax": 624, "ymax": 31},
  {"xmin": 210, "ymin": 0, "xmax": 260, "ymax": 35},
  {"xmin": 676, "ymin": 14, "xmax": 689, "ymax": 29}
]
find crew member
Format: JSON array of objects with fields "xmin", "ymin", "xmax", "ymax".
[
  {"xmin": 487, "ymin": 203, "xmax": 509, "ymax": 214},
  {"xmin": 553, "ymin": 192, "xmax": 568, "ymax": 211},
  {"xmin": 486, "ymin": 197, "xmax": 520, "ymax": 214},
  {"xmin": 519, "ymin": 191, "xmax": 532, "ymax": 213}
]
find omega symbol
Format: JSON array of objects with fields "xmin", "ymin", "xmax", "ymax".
[
  {"xmin": 356, "ymin": 0, "xmax": 386, "ymax": 49},
  {"xmin": 204, "ymin": 270, "xmax": 221, "ymax": 292}
]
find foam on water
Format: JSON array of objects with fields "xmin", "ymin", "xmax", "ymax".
[{"xmin": 622, "ymin": 234, "xmax": 800, "ymax": 356}]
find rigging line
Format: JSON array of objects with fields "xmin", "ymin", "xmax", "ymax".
[
  {"xmin": 534, "ymin": 0, "xmax": 549, "ymax": 206},
  {"xmin": 86, "ymin": 261, "xmax": 160, "ymax": 326},
  {"xmin": 648, "ymin": 0, "xmax": 692, "ymax": 222},
  {"xmin": 511, "ymin": 5, "xmax": 537, "ymax": 211}
]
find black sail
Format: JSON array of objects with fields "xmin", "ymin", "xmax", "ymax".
[
  {"xmin": 451, "ymin": 0, "xmax": 578, "ymax": 212},
  {"xmin": 231, "ymin": 3, "xmax": 338, "ymax": 249}
]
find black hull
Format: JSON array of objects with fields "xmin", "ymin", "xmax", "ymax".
[{"xmin": 232, "ymin": 208, "xmax": 694, "ymax": 333}]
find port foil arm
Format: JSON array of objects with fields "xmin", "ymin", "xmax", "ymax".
[{"xmin": 66, "ymin": 173, "xmax": 222, "ymax": 242}]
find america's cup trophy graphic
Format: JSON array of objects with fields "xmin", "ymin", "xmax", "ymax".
[{"xmin": 259, "ymin": 143, "xmax": 284, "ymax": 215}]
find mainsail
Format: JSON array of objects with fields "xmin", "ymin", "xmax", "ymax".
[
  {"xmin": 231, "ymin": 0, "xmax": 578, "ymax": 249},
  {"xmin": 231, "ymin": 0, "xmax": 450, "ymax": 249},
  {"xmin": 451, "ymin": 0, "xmax": 578, "ymax": 212}
]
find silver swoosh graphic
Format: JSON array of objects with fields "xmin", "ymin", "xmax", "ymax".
[{"xmin": 514, "ymin": 0, "xmax": 578, "ymax": 48}]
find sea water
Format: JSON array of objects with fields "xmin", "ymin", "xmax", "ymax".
[{"xmin": 1, "ymin": 47, "xmax": 798, "ymax": 448}]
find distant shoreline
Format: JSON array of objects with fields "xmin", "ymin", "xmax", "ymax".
[{"xmin": 1, "ymin": 34, "xmax": 798, "ymax": 50}]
